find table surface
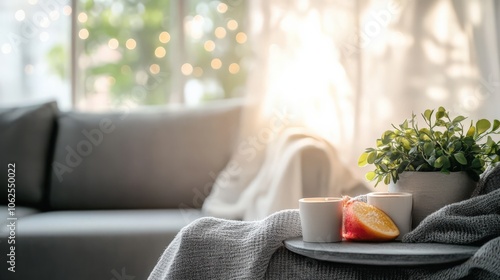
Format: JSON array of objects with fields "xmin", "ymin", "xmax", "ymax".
[{"xmin": 284, "ymin": 237, "xmax": 480, "ymax": 266}]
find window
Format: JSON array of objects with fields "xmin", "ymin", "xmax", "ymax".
[
  {"xmin": 0, "ymin": 0, "xmax": 72, "ymax": 109},
  {"xmin": 0, "ymin": 0, "xmax": 249, "ymax": 111}
]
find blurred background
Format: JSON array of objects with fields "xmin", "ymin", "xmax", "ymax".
[{"xmin": 1, "ymin": 0, "xmax": 499, "ymax": 183}]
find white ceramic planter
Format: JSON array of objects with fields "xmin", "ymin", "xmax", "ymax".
[{"xmin": 388, "ymin": 171, "xmax": 476, "ymax": 228}]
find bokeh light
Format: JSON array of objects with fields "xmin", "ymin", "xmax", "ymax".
[
  {"xmin": 126, "ymin": 38, "xmax": 136, "ymax": 50},
  {"xmin": 227, "ymin": 19, "xmax": 238, "ymax": 30},
  {"xmin": 15, "ymin": 10, "xmax": 25, "ymax": 21},
  {"xmin": 217, "ymin": 3, "xmax": 228, "ymax": 13},
  {"xmin": 215, "ymin": 27, "xmax": 227, "ymax": 39},
  {"xmin": 78, "ymin": 12, "xmax": 88, "ymax": 23},
  {"xmin": 1, "ymin": 44, "xmax": 12, "ymax": 54},
  {"xmin": 155, "ymin": 46, "xmax": 166, "ymax": 58},
  {"xmin": 236, "ymin": 32, "xmax": 247, "ymax": 44},
  {"xmin": 159, "ymin": 31, "xmax": 171, "ymax": 43},
  {"xmin": 79, "ymin": 29, "xmax": 89, "ymax": 40},
  {"xmin": 204, "ymin": 40, "xmax": 215, "ymax": 52},
  {"xmin": 211, "ymin": 58, "xmax": 222, "ymax": 69},
  {"xmin": 63, "ymin": 6, "xmax": 72, "ymax": 16},
  {"xmin": 228, "ymin": 63, "xmax": 240, "ymax": 74},
  {"xmin": 181, "ymin": 63, "xmax": 194, "ymax": 75},
  {"xmin": 150, "ymin": 64, "xmax": 160, "ymax": 74},
  {"xmin": 108, "ymin": 38, "xmax": 119, "ymax": 49}
]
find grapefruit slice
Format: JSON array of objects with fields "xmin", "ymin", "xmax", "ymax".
[{"xmin": 343, "ymin": 199, "xmax": 399, "ymax": 242}]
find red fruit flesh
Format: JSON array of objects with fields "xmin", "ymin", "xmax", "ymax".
[{"xmin": 343, "ymin": 200, "xmax": 399, "ymax": 242}]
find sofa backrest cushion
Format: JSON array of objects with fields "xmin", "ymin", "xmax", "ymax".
[
  {"xmin": 0, "ymin": 101, "xmax": 59, "ymax": 208},
  {"xmin": 49, "ymin": 101, "xmax": 241, "ymax": 210}
]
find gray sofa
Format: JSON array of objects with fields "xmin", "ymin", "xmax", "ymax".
[{"xmin": 0, "ymin": 100, "xmax": 242, "ymax": 280}]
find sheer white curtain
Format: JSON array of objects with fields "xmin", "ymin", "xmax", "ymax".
[{"xmin": 203, "ymin": 0, "xmax": 500, "ymax": 220}]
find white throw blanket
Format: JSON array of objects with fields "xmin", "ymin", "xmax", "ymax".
[{"xmin": 202, "ymin": 128, "xmax": 365, "ymax": 220}]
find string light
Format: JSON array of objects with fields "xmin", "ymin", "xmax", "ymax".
[
  {"xmin": 228, "ymin": 63, "xmax": 240, "ymax": 74},
  {"xmin": 217, "ymin": 3, "xmax": 228, "ymax": 13},
  {"xmin": 108, "ymin": 38, "xmax": 119, "ymax": 49},
  {"xmin": 63, "ymin": 6, "xmax": 72, "ymax": 16},
  {"xmin": 78, "ymin": 12, "xmax": 88, "ymax": 23},
  {"xmin": 211, "ymin": 58, "xmax": 222, "ymax": 70},
  {"xmin": 159, "ymin": 31, "xmax": 170, "ymax": 43},
  {"xmin": 155, "ymin": 46, "xmax": 166, "ymax": 58},
  {"xmin": 79, "ymin": 29, "xmax": 89, "ymax": 40},
  {"xmin": 150, "ymin": 64, "xmax": 160, "ymax": 74},
  {"xmin": 227, "ymin": 20, "xmax": 238, "ymax": 31},
  {"xmin": 15, "ymin": 10, "xmax": 25, "ymax": 21},
  {"xmin": 126, "ymin": 38, "xmax": 136, "ymax": 50},
  {"xmin": 204, "ymin": 40, "xmax": 215, "ymax": 52},
  {"xmin": 215, "ymin": 27, "xmax": 226, "ymax": 39},
  {"xmin": 1, "ymin": 44, "xmax": 12, "ymax": 54},
  {"xmin": 181, "ymin": 63, "xmax": 193, "ymax": 75},
  {"xmin": 236, "ymin": 32, "xmax": 247, "ymax": 44}
]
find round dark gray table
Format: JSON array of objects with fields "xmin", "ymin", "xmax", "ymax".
[{"xmin": 284, "ymin": 237, "xmax": 479, "ymax": 266}]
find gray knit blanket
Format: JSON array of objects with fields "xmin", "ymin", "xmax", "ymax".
[{"xmin": 148, "ymin": 167, "xmax": 500, "ymax": 279}]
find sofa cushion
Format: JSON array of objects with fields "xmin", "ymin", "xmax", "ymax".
[
  {"xmin": 0, "ymin": 209, "xmax": 204, "ymax": 280},
  {"xmin": 0, "ymin": 205, "xmax": 40, "ymax": 228},
  {"xmin": 0, "ymin": 101, "xmax": 58, "ymax": 207},
  {"xmin": 49, "ymin": 101, "xmax": 241, "ymax": 209}
]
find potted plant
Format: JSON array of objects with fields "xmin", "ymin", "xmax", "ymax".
[{"xmin": 358, "ymin": 106, "xmax": 500, "ymax": 227}]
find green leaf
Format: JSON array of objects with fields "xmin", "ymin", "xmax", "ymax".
[
  {"xmin": 358, "ymin": 152, "xmax": 369, "ymax": 167},
  {"xmin": 423, "ymin": 109, "xmax": 433, "ymax": 121},
  {"xmin": 367, "ymin": 152, "xmax": 377, "ymax": 164},
  {"xmin": 400, "ymin": 120, "xmax": 408, "ymax": 130},
  {"xmin": 423, "ymin": 142, "xmax": 434, "ymax": 156},
  {"xmin": 434, "ymin": 155, "xmax": 448, "ymax": 168},
  {"xmin": 454, "ymin": 152, "xmax": 467, "ymax": 165},
  {"xmin": 397, "ymin": 161, "xmax": 409, "ymax": 173},
  {"xmin": 400, "ymin": 138, "xmax": 411, "ymax": 150},
  {"xmin": 487, "ymin": 136, "xmax": 495, "ymax": 147},
  {"xmin": 365, "ymin": 171, "xmax": 376, "ymax": 181},
  {"xmin": 381, "ymin": 130, "xmax": 395, "ymax": 145},
  {"xmin": 466, "ymin": 125, "xmax": 475, "ymax": 137},
  {"xmin": 383, "ymin": 175, "xmax": 391, "ymax": 185},
  {"xmin": 379, "ymin": 164, "xmax": 389, "ymax": 172},
  {"xmin": 452, "ymin": 116, "xmax": 466, "ymax": 123},
  {"xmin": 476, "ymin": 119, "xmax": 491, "ymax": 135},
  {"xmin": 493, "ymin": 120, "xmax": 500, "ymax": 132},
  {"xmin": 471, "ymin": 158, "xmax": 482, "ymax": 168},
  {"xmin": 436, "ymin": 107, "xmax": 446, "ymax": 119}
]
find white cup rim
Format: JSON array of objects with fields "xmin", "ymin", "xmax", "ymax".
[
  {"xmin": 299, "ymin": 197, "xmax": 342, "ymax": 203},
  {"xmin": 367, "ymin": 192, "xmax": 412, "ymax": 197}
]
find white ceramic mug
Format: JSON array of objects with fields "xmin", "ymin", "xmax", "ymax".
[
  {"xmin": 367, "ymin": 192, "xmax": 413, "ymax": 240},
  {"xmin": 299, "ymin": 197, "xmax": 343, "ymax": 243}
]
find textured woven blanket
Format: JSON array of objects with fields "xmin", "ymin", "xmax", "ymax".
[{"xmin": 148, "ymin": 167, "xmax": 500, "ymax": 280}]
